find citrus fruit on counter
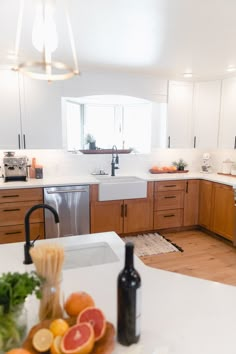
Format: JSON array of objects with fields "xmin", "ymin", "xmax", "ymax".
[
  {"xmin": 61, "ymin": 322, "xmax": 94, "ymax": 354},
  {"xmin": 6, "ymin": 350, "xmax": 32, "ymax": 354},
  {"xmin": 77, "ymin": 307, "xmax": 106, "ymax": 342},
  {"xmin": 49, "ymin": 318, "xmax": 69, "ymax": 337},
  {"xmin": 32, "ymin": 328, "xmax": 53, "ymax": 352},
  {"xmin": 64, "ymin": 291, "xmax": 95, "ymax": 317},
  {"xmin": 50, "ymin": 336, "xmax": 63, "ymax": 354}
]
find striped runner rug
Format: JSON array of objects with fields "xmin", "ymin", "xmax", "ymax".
[{"xmin": 122, "ymin": 233, "xmax": 183, "ymax": 257}]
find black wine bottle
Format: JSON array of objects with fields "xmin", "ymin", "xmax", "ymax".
[{"xmin": 117, "ymin": 242, "xmax": 141, "ymax": 346}]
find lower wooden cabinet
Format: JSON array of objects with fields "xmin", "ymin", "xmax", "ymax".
[
  {"xmin": 199, "ymin": 180, "xmax": 235, "ymax": 241},
  {"xmin": 184, "ymin": 179, "xmax": 199, "ymax": 226},
  {"xmin": 90, "ymin": 182, "xmax": 154, "ymax": 234},
  {"xmin": 0, "ymin": 188, "xmax": 44, "ymax": 244},
  {"xmin": 211, "ymin": 183, "xmax": 234, "ymax": 241},
  {"xmin": 199, "ymin": 180, "xmax": 213, "ymax": 229}
]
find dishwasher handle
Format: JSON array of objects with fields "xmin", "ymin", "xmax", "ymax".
[{"xmin": 46, "ymin": 189, "xmax": 88, "ymax": 194}]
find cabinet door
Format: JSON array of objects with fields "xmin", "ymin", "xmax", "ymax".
[
  {"xmin": 192, "ymin": 81, "xmax": 221, "ymax": 149},
  {"xmin": 211, "ymin": 183, "xmax": 234, "ymax": 240},
  {"xmin": 90, "ymin": 200, "xmax": 123, "ymax": 234},
  {"xmin": 124, "ymin": 182, "xmax": 154, "ymax": 233},
  {"xmin": 0, "ymin": 70, "xmax": 21, "ymax": 149},
  {"xmin": 184, "ymin": 180, "xmax": 199, "ymax": 226},
  {"xmin": 198, "ymin": 180, "xmax": 213, "ymax": 229},
  {"xmin": 20, "ymin": 76, "xmax": 63, "ymax": 149},
  {"xmin": 167, "ymin": 81, "xmax": 193, "ymax": 148},
  {"xmin": 219, "ymin": 78, "xmax": 236, "ymax": 149}
]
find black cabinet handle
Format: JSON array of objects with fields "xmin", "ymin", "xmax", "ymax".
[
  {"xmin": 121, "ymin": 204, "xmax": 124, "ymax": 217},
  {"xmin": 23, "ymin": 134, "xmax": 26, "ymax": 149},
  {"xmin": 124, "ymin": 204, "xmax": 127, "ymax": 217},
  {"xmin": 163, "ymin": 214, "xmax": 175, "ymax": 218},
  {"xmin": 164, "ymin": 184, "xmax": 176, "ymax": 188},
  {"xmin": 5, "ymin": 231, "xmax": 21, "ymax": 235},
  {"xmin": 186, "ymin": 181, "xmax": 189, "ymax": 193},
  {"xmin": 18, "ymin": 134, "xmax": 21, "ymax": 149},
  {"xmin": 2, "ymin": 195, "xmax": 19, "ymax": 198},
  {"xmin": 164, "ymin": 196, "xmax": 176, "ymax": 199},
  {"xmin": 194, "ymin": 136, "xmax": 196, "ymax": 148},
  {"xmin": 168, "ymin": 136, "xmax": 170, "ymax": 148},
  {"xmin": 3, "ymin": 208, "xmax": 20, "ymax": 212}
]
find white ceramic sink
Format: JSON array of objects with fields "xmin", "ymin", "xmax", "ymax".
[
  {"xmin": 63, "ymin": 242, "xmax": 119, "ymax": 269},
  {"xmin": 96, "ymin": 175, "xmax": 147, "ymax": 201}
]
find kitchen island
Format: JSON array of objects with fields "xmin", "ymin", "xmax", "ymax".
[{"xmin": 1, "ymin": 231, "xmax": 236, "ymax": 354}]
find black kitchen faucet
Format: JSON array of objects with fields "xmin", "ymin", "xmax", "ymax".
[{"xmin": 111, "ymin": 145, "xmax": 119, "ymax": 176}]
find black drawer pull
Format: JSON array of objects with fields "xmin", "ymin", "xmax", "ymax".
[
  {"xmin": 164, "ymin": 185, "xmax": 176, "ymax": 188},
  {"xmin": 164, "ymin": 196, "xmax": 176, "ymax": 199},
  {"xmin": 3, "ymin": 208, "xmax": 20, "ymax": 212},
  {"xmin": 2, "ymin": 195, "xmax": 20, "ymax": 198},
  {"xmin": 124, "ymin": 204, "xmax": 127, "ymax": 217},
  {"xmin": 121, "ymin": 204, "xmax": 124, "ymax": 217},
  {"xmin": 5, "ymin": 231, "xmax": 21, "ymax": 235},
  {"xmin": 163, "ymin": 214, "xmax": 175, "ymax": 218}
]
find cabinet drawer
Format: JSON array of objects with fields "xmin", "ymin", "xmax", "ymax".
[
  {"xmin": 155, "ymin": 180, "xmax": 185, "ymax": 192},
  {"xmin": 0, "ymin": 223, "xmax": 44, "ymax": 244},
  {"xmin": 0, "ymin": 201, "xmax": 44, "ymax": 226},
  {"xmin": 0, "ymin": 188, "xmax": 43, "ymax": 203},
  {"xmin": 154, "ymin": 209, "xmax": 183, "ymax": 229},
  {"xmin": 154, "ymin": 190, "xmax": 184, "ymax": 210}
]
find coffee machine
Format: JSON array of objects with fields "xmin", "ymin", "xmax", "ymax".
[
  {"xmin": 3, "ymin": 153, "xmax": 28, "ymax": 182},
  {"xmin": 201, "ymin": 152, "xmax": 211, "ymax": 173}
]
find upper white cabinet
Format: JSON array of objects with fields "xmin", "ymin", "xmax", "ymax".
[
  {"xmin": 0, "ymin": 71, "xmax": 22, "ymax": 150},
  {"xmin": 219, "ymin": 78, "xmax": 236, "ymax": 149},
  {"xmin": 20, "ymin": 76, "xmax": 63, "ymax": 149},
  {"xmin": 192, "ymin": 80, "xmax": 221, "ymax": 149},
  {"xmin": 167, "ymin": 81, "xmax": 193, "ymax": 148}
]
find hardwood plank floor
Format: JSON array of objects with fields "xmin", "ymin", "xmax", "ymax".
[{"xmin": 140, "ymin": 229, "xmax": 236, "ymax": 286}]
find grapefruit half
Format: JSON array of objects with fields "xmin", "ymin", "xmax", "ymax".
[
  {"xmin": 77, "ymin": 307, "xmax": 106, "ymax": 342},
  {"xmin": 61, "ymin": 322, "xmax": 94, "ymax": 354}
]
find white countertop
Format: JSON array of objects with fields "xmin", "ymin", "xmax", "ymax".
[
  {"xmin": 1, "ymin": 232, "xmax": 236, "ymax": 354},
  {"xmin": 0, "ymin": 172, "xmax": 236, "ymax": 189}
]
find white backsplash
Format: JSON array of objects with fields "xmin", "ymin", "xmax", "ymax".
[{"xmin": 2, "ymin": 148, "xmax": 235, "ymax": 178}]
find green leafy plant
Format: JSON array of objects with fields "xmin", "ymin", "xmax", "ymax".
[
  {"xmin": 0, "ymin": 272, "xmax": 42, "ymax": 351},
  {"xmin": 172, "ymin": 158, "xmax": 188, "ymax": 170},
  {"xmin": 85, "ymin": 133, "xmax": 96, "ymax": 144}
]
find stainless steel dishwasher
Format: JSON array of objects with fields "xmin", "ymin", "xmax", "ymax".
[{"xmin": 43, "ymin": 185, "xmax": 90, "ymax": 238}]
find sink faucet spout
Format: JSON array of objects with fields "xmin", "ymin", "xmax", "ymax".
[{"xmin": 24, "ymin": 203, "xmax": 59, "ymax": 264}]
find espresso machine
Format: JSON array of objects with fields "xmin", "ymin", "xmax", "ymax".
[
  {"xmin": 201, "ymin": 152, "xmax": 212, "ymax": 173},
  {"xmin": 3, "ymin": 153, "xmax": 28, "ymax": 182}
]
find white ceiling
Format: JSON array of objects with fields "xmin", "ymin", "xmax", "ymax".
[{"xmin": 1, "ymin": 0, "xmax": 236, "ymax": 81}]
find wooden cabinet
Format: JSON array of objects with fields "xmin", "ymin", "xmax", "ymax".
[
  {"xmin": 90, "ymin": 182, "xmax": 154, "ymax": 234},
  {"xmin": 154, "ymin": 180, "xmax": 185, "ymax": 229},
  {"xmin": 199, "ymin": 180, "xmax": 235, "ymax": 241},
  {"xmin": 211, "ymin": 183, "xmax": 234, "ymax": 241},
  {"xmin": 0, "ymin": 188, "xmax": 44, "ymax": 244},
  {"xmin": 198, "ymin": 180, "xmax": 213, "ymax": 229},
  {"xmin": 184, "ymin": 179, "xmax": 199, "ymax": 226}
]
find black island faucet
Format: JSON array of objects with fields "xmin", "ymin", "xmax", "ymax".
[
  {"xmin": 111, "ymin": 145, "xmax": 119, "ymax": 176},
  {"xmin": 24, "ymin": 203, "xmax": 60, "ymax": 264}
]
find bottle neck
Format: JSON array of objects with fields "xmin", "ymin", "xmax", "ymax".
[{"xmin": 125, "ymin": 242, "xmax": 134, "ymax": 269}]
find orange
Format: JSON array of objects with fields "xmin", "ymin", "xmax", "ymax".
[
  {"xmin": 50, "ymin": 336, "xmax": 63, "ymax": 354},
  {"xmin": 77, "ymin": 307, "xmax": 106, "ymax": 342},
  {"xmin": 6, "ymin": 350, "xmax": 32, "ymax": 354},
  {"xmin": 64, "ymin": 291, "xmax": 95, "ymax": 317},
  {"xmin": 61, "ymin": 323, "xmax": 94, "ymax": 354},
  {"xmin": 49, "ymin": 318, "xmax": 69, "ymax": 337},
  {"xmin": 32, "ymin": 328, "xmax": 53, "ymax": 352}
]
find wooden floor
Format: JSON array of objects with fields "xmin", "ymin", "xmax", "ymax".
[{"xmin": 140, "ymin": 229, "xmax": 236, "ymax": 286}]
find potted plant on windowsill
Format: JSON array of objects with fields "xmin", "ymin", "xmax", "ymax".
[
  {"xmin": 85, "ymin": 134, "xmax": 96, "ymax": 150},
  {"xmin": 172, "ymin": 158, "xmax": 188, "ymax": 171}
]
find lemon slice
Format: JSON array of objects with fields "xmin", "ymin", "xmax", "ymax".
[
  {"xmin": 32, "ymin": 328, "xmax": 54, "ymax": 352},
  {"xmin": 51, "ymin": 335, "xmax": 63, "ymax": 354}
]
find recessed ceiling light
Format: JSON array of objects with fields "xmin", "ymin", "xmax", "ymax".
[
  {"xmin": 183, "ymin": 72, "xmax": 193, "ymax": 78},
  {"xmin": 227, "ymin": 65, "xmax": 236, "ymax": 72}
]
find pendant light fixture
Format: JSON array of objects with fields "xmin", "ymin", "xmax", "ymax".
[{"xmin": 13, "ymin": 0, "xmax": 79, "ymax": 81}]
